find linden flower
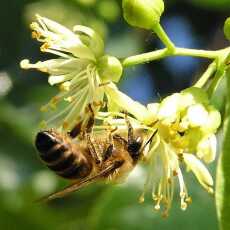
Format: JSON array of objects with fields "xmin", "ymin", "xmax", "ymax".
[
  {"xmin": 140, "ymin": 87, "xmax": 221, "ymax": 216},
  {"xmin": 20, "ymin": 15, "xmax": 122, "ymax": 130}
]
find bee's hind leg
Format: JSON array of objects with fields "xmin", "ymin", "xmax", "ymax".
[
  {"xmin": 68, "ymin": 121, "xmax": 83, "ymax": 138},
  {"xmin": 68, "ymin": 104, "xmax": 95, "ymax": 138}
]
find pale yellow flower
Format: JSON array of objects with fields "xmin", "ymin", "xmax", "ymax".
[
  {"xmin": 20, "ymin": 15, "xmax": 122, "ymax": 130},
  {"xmin": 139, "ymin": 87, "xmax": 221, "ymax": 216}
]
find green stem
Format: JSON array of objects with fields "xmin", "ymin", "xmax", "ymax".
[
  {"xmin": 153, "ymin": 23, "xmax": 175, "ymax": 52},
  {"xmin": 194, "ymin": 61, "xmax": 217, "ymax": 88},
  {"xmin": 175, "ymin": 48, "xmax": 219, "ymax": 59},
  {"xmin": 122, "ymin": 48, "xmax": 220, "ymax": 67},
  {"xmin": 122, "ymin": 48, "xmax": 168, "ymax": 67}
]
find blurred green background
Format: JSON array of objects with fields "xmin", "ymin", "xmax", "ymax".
[{"xmin": 0, "ymin": 0, "xmax": 229, "ymax": 229}]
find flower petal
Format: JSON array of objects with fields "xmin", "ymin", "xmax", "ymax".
[
  {"xmin": 186, "ymin": 104, "xmax": 209, "ymax": 127},
  {"xmin": 20, "ymin": 58, "xmax": 90, "ymax": 76},
  {"xmin": 157, "ymin": 93, "xmax": 181, "ymax": 124},
  {"xmin": 36, "ymin": 14, "xmax": 76, "ymax": 38},
  {"xmin": 201, "ymin": 105, "xmax": 221, "ymax": 134},
  {"xmin": 183, "ymin": 153, "xmax": 213, "ymax": 193},
  {"xmin": 105, "ymin": 83, "xmax": 151, "ymax": 122},
  {"xmin": 73, "ymin": 25, "xmax": 104, "ymax": 58},
  {"xmin": 197, "ymin": 134, "xmax": 217, "ymax": 163}
]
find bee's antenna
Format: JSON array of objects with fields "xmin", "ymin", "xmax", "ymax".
[{"xmin": 141, "ymin": 129, "xmax": 158, "ymax": 153}]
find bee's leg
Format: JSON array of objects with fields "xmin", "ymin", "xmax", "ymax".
[
  {"xmin": 113, "ymin": 134, "xmax": 127, "ymax": 146},
  {"xmin": 86, "ymin": 134, "xmax": 101, "ymax": 164},
  {"xmin": 82, "ymin": 104, "xmax": 101, "ymax": 164},
  {"xmin": 102, "ymin": 144, "xmax": 113, "ymax": 162},
  {"xmin": 68, "ymin": 121, "xmax": 83, "ymax": 138},
  {"xmin": 99, "ymin": 82, "xmax": 111, "ymax": 87},
  {"xmin": 93, "ymin": 100, "xmax": 107, "ymax": 109},
  {"xmin": 85, "ymin": 103, "xmax": 95, "ymax": 133},
  {"xmin": 68, "ymin": 103, "xmax": 95, "ymax": 139},
  {"xmin": 102, "ymin": 127, "xmax": 117, "ymax": 162}
]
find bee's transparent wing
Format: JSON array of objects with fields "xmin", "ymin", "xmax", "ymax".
[{"xmin": 37, "ymin": 160, "xmax": 124, "ymax": 202}]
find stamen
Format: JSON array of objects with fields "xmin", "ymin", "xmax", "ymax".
[
  {"xmin": 60, "ymin": 81, "xmax": 71, "ymax": 91},
  {"xmin": 32, "ymin": 31, "xmax": 41, "ymax": 39},
  {"xmin": 44, "ymin": 48, "xmax": 72, "ymax": 59},
  {"xmin": 36, "ymin": 14, "xmax": 48, "ymax": 32},
  {"xmin": 62, "ymin": 87, "xmax": 89, "ymax": 129},
  {"xmin": 40, "ymin": 43, "xmax": 50, "ymax": 52}
]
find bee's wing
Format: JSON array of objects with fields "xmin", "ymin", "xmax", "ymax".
[{"xmin": 37, "ymin": 160, "xmax": 124, "ymax": 203}]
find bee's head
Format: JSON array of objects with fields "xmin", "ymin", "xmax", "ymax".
[{"xmin": 127, "ymin": 137, "xmax": 143, "ymax": 161}]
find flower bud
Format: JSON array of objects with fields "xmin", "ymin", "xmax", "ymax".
[
  {"xmin": 122, "ymin": 0, "xmax": 164, "ymax": 30},
  {"xmin": 98, "ymin": 55, "xmax": 123, "ymax": 82},
  {"xmin": 224, "ymin": 17, "xmax": 230, "ymax": 41}
]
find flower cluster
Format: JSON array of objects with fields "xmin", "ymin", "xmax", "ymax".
[
  {"xmin": 139, "ymin": 87, "xmax": 221, "ymax": 216},
  {"xmin": 20, "ymin": 15, "xmax": 222, "ymax": 216},
  {"xmin": 20, "ymin": 15, "xmax": 122, "ymax": 131}
]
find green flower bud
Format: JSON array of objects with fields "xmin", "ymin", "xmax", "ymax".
[
  {"xmin": 122, "ymin": 0, "xmax": 164, "ymax": 30},
  {"xmin": 98, "ymin": 55, "xmax": 123, "ymax": 82},
  {"xmin": 224, "ymin": 17, "xmax": 230, "ymax": 41}
]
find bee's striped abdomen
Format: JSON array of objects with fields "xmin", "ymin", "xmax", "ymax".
[{"xmin": 35, "ymin": 131, "xmax": 92, "ymax": 179}]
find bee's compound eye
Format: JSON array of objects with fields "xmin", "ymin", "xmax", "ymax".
[
  {"xmin": 35, "ymin": 131, "xmax": 57, "ymax": 153},
  {"xmin": 128, "ymin": 140, "xmax": 142, "ymax": 155}
]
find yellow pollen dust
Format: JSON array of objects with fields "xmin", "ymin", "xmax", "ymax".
[
  {"xmin": 185, "ymin": 197, "xmax": 192, "ymax": 204},
  {"xmin": 138, "ymin": 194, "xmax": 145, "ymax": 203},
  {"xmin": 51, "ymin": 96, "xmax": 60, "ymax": 104},
  {"xmin": 40, "ymin": 43, "xmax": 50, "ymax": 52},
  {"xmin": 31, "ymin": 31, "xmax": 41, "ymax": 39},
  {"xmin": 173, "ymin": 170, "xmax": 178, "ymax": 176},
  {"xmin": 63, "ymin": 121, "xmax": 69, "ymax": 130},
  {"xmin": 60, "ymin": 82, "xmax": 71, "ymax": 91},
  {"xmin": 40, "ymin": 105, "xmax": 48, "ymax": 112}
]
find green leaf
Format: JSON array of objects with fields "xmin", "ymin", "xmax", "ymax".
[{"xmin": 216, "ymin": 69, "xmax": 230, "ymax": 230}]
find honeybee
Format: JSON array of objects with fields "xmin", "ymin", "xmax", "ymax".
[{"xmin": 35, "ymin": 109, "xmax": 150, "ymax": 202}]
